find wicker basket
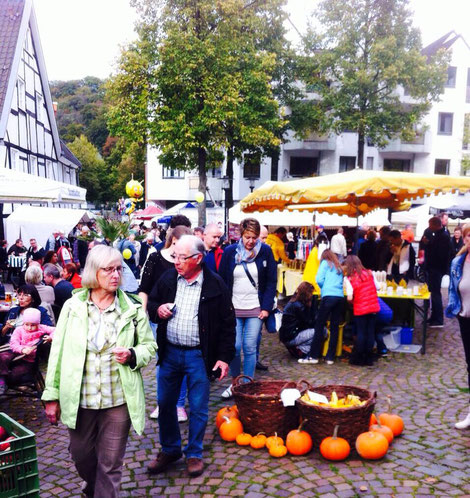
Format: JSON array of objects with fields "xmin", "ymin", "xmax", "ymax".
[
  {"xmin": 296, "ymin": 382, "xmax": 376, "ymax": 447},
  {"xmin": 232, "ymin": 375, "xmax": 299, "ymax": 439}
]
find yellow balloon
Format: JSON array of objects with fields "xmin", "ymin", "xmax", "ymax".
[
  {"xmin": 195, "ymin": 191, "xmax": 205, "ymax": 203},
  {"xmin": 126, "ymin": 180, "xmax": 144, "ymax": 199},
  {"xmin": 122, "ymin": 248, "xmax": 132, "ymax": 260}
]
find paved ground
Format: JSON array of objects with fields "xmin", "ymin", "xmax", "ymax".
[{"xmin": 2, "ymin": 294, "xmax": 470, "ymax": 497}]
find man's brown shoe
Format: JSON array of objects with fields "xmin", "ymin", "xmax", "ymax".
[
  {"xmin": 148, "ymin": 452, "xmax": 182, "ymax": 474},
  {"xmin": 187, "ymin": 457, "xmax": 204, "ymax": 477}
]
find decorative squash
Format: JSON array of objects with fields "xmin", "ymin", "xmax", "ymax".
[
  {"xmin": 268, "ymin": 442, "xmax": 288, "ymax": 458},
  {"xmin": 266, "ymin": 433, "xmax": 284, "ymax": 450},
  {"xmin": 219, "ymin": 416, "xmax": 243, "ymax": 441},
  {"xmin": 235, "ymin": 432, "xmax": 253, "ymax": 446},
  {"xmin": 369, "ymin": 413, "xmax": 378, "ymax": 427},
  {"xmin": 216, "ymin": 405, "xmax": 239, "ymax": 429},
  {"xmin": 370, "ymin": 422, "xmax": 394, "ymax": 444},
  {"xmin": 250, "ymin": 433, "xmax": 267, "ymax": 449},
  {"xmin": 355, "ymin": 431, "xmax": 389, "ymax": 460},
  {"xmin": 319, "ymin": 425, "xmax": 350, "ymax": 461},
  {"xmin": 379, "ymin": 397, "xmax": 404, "ymax": 436},
  {"xmin": 286, "ymin": 420, "xmax": 313, "ymax": 456}
]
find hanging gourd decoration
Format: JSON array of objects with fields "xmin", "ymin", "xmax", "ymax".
[
  {"xmin": 355, "ymin": 431, "xmax": 389, "ymax": 460},
  {"xmin": 319, "ymin": 425, "xmax": 351, "ymax": 461},
  {"xmin": 266, "ymin": 433, "xmax": 284, "ymax": 450},
  {"xmin": 369, "ymin": 420, "xmax": 394, "ymax": 444},
  {"xmin": 195, "ymin": 191, "xmax": 205, "ymax": 203},
  {"xmin": 378, "ymin": 397, "xmax": 404, "ymax": 436},
  {"xmin": 250, "ymin": 433, "xmax": 267, "ymax": 449},
  {"xmin": 235, "ymin": 432, "xmax": 253, "ymax": 446},
  {"xmin": 216, "ymin": 405, "xmax": 239, "ymax": 429},
  {"xmin": 268, "ymin": 441, "xmax": 288, "ymax": 458},
  {"xmin": 125, "ymin": 178, "xmax": 144, "ymax": 200},
  {"xmin": 219, "ymin": 416, "xmax": 243, "ymax": 441},
  {"xmin": 122, "ymin": 248, "xmax": 132, "ymax": 260},
  {"xmin": 286, "ymin": 420, "xmax": 313, "ymax": 456}
]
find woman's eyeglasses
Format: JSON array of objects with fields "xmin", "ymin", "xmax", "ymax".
[{"xmin": 100, "ymin": 266, "xmax": 123, "ymax": 275}]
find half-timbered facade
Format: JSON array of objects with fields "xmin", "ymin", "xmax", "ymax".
[{"xmin": 0, "ymin": 0, "xmax": 86, "ymax": 238}]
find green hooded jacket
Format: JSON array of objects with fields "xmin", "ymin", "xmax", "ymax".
[{"xmin": 42, "ymin": 288, "xmax": 157, "ymax": 435}]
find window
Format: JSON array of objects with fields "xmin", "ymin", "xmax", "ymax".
[
  {"xmin": 383, "ymin": 159, "xmax": 411, "ymax": 172},
  {"xmin": 464, "ymin": 114, "xmax": 470, "ymax": 150},
  {"xmin": 435, "ymin": 159, "xmax": 450, "ymax": 175},
  {"xmin": 36, "ymin": 93, "xmax": 44, "ymax": 122},
  {"xmin": 10, "ymin": 149, "xmax": 19, "ymax": 170},
  {"xmin": 209, "ymin": 167, "xmax": 222, "ymax": 178},
  {"xmin": 366, "ymin": 157, "xmax": 374, "ymax": 170},
  {"xmin": 289, "ymin": 156, "xmax": 318, "ymax": 177},
  {"xmin": 243, "ymin": 153, "xmax": 261, "ymax": 179},
  {"xmin": 271, "ymin": 155, "xmax": 279, "ymax": 181},
  {"xmin": 30, "ymin": 156, "xmax": 38, "ymax": 176},
  {"xmin": 162, "ymin": 167, "xmax": 184, "ymax": 179},
  {"xmin": 438, "ymin": 113, "xmax": 453, "ymax": 135},
  {"xmin": 467, "ymin": 68, "xmax": 470, "ymax": 103},
  {"xmin": 17, "ymin": 78, "xmax": 25, "ymax": 108},
  {"xmin": 445, "ymin": 66, "xmax": 457, "ymax": 88},
  {"xmin": 339, "ymin": 156, "xmax": 356, "ymax": 172}
]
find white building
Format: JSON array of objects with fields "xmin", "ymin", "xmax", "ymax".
[
  {"xmin": 146, "ymin": 32, "xmax": 470, "ymax": 209},
  {"xmin": 0, "ymin": 0, "xmax": 86, "ymax": 239}
]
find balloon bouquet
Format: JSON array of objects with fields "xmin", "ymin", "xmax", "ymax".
[{"xmin": 120, "ymin": 178, "xmax": 144, "ymax": 216}]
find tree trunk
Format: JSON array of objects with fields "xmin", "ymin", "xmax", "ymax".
[
  {"xmin": 198, "ymin": 147, "xmax": 207, "ymax": 227},
  {"xmin": 357, "ymin": 132, "xmax": 365, "ymax": 168},
  {"xmin": 226, "ymin": 145, "xmax": 234, "ymax": 210}
]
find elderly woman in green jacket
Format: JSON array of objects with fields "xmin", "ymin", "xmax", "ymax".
[{"xmin": 42, "ymin": 245, "xmax": 157, "ymax": 498}]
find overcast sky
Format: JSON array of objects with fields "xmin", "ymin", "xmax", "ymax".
[{"xmin": 33, "ymin": 0, "xmax": 470, "ymax": 82}]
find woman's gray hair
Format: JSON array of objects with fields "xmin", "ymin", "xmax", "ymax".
[
  {"xmin": 25, "ymin": 265, "xmax": 43, "ymax": 285},
  {"xmin": 81, "ymin": 245, "xmax": 123, "ymax": 289}
]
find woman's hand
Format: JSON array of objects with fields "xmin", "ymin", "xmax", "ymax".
[
  {"xmin": 45, "ymin": 401, "xmax": 61, "ymax": 425},
  {"xmin": 258, "ymin": 310, "xmax": 269, "ymax": 320},
  {"xmin": 42, "ymin": 335, "xmax": 52, "ymax": 343},
  {"xmin": 112, "ymin": 347, "xmax": 131, "ymax": 364}
]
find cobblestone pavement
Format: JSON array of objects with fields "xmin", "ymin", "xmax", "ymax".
[{"xmin": 2, "ymin": 299, "xmax": 470, "ymax": 497}]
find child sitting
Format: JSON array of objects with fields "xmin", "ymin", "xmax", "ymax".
[{"xmin": 0, "ymin": 308, "xmax": 54, "ymax": 393}]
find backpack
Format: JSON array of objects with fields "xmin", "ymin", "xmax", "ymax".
[{"xmin": 57, "ymin": 246, "xmax": 72, "ymax": 266}]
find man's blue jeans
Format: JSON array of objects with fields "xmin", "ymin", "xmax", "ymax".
[
  {"xmin": 158, "ymin": 344, "xmax": 210, "ymax": 459},
  {"xmin": 230, "ymin": 317, "xmax": 263, "ymax": 379}
]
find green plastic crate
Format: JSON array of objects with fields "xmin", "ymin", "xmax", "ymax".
[{"xmin": 0, "ymin": 413, "xmax": 39, "ymax": 497}]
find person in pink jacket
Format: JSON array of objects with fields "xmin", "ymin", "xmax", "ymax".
[{"xmin": 0, "ymin": 308, "xmax": 54, "ymax": 393}]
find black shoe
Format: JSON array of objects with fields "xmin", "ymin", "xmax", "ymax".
[
  {"xmin": 428, "ymin": 322, "xmax": 444, "ymax": 328},
  {"xmin": 256, "ymin": 361, "xmax": 268, "ymax": 371}
]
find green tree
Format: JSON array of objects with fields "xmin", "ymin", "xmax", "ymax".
[
  {"xmin": 300, "ymin": 0, "xmax": 449, "ymax": 167},
  {"xmin": 67, "ymin": 135, "xmax": 114, "ymax": 205},
  {"xmin": 108, "ymin": 0, "xmax": 290, "ymax": 225}
]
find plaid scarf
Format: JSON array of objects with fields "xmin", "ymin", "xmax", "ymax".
[{"xmin": 235, "ymin": 238, "xmax": 261, "ymax": 264}]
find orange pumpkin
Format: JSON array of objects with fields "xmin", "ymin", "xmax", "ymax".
[
  {"xmin": 216, "ymin": 405, "xmax": 239, "ymax": 429},
  {"xmin": 355, "ymin": 431, "xmax": 389, "ymax": 460},
  {"xmin": 379, "ymin": 398, "xmax": 404, "ymax": 436},
  {"xmin": 319, "ymin": 425, "xmax": 350, "ymax": 461},
  {"xmin": 235, "ymin": 432, "xmax": 253, "ymax": 446},
  {"xmin": 268, "ymin": 442, "xmax": 288, "ymax": 458},
  {"xmin": 219, "ymin": 416, "xmax": 243, "ymax": 441},
  {"xmin": 369, "ymin": 413, "xmax": 378, "ymax": 426},
  {"xmin": 370, "ymin": 422, "xmax": 394, "ymax": 444},
  {"xmin": 266, "ymin": 433, "xmax": 284, "ymax": 450},
  {"xmin": 286, "ymin": 420, "xmax": 313, "ymax": 456},
  {"xmin": 250, "ymin": 433, "xmax": 267, "ymax": 449}
]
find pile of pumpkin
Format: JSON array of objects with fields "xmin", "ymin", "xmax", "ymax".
[{"xmin": 216, "ymin": 400, "xmax": 404, "ymax": 461}]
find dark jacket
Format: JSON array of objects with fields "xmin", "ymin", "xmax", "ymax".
[
  {"xmin": 73, "ymin": 238, "xmax": 89, "ymax": 268},
  {"xmin": 358, "ymin": 240, "xmax": 378, "ymax": 270},
  {"xmin": 423, "ymin": 227, "xmax": 452, "ymax": 274},
  {"xmin": 279, "ymin": 300, "xmax": 315, "ymax": 343},
  {"xmin": 218, "ymin": 243, "xmax": 277, "ymax": 312},
  {"xmin": 139, "ymin": 241, "xmax": 158, "ymax": 267},
  {"xmin": 147, "ymin": 264, "xmax": 236, "ymax": 376},
  {"xmin": 203, "ymin": 247, "xmax": 224, "ymax": 273}
]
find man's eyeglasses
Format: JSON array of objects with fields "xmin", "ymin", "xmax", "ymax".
[
  {"xmin": 171, "ymin": 253, "xmax": 199, "ymax": 262},
  {"xmin": 100, "ymin": 266, "xmax": 123, "ymax": 274}
]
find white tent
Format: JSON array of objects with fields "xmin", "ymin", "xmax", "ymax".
[
  {"xmin": 0, "ymin": 169, "xmax": 86, "ymax": 203},
  {"xmin": 151, "ymin": 203, "xmax": 224, "ymax": 227},
  {"xmin": 6, "ymin": 206, "xmax": 95, "ymax": 247},
  {"xmin": 229, "ymin": 203, "xmax": 390, "ymax": 227}
]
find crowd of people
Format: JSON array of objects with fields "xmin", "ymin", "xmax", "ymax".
[{"xmin": 0, "ymin": 211, "xmax": 469, "ymax": 497}]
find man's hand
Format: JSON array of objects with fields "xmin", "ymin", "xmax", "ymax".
[
  {"xmin": 258, "ymin": 310, "xmax": 269, "ymax": 320},
  {"xmin": 45, "ymin": 401, "xmax": 61, "ymax": 425},
  {"xmin": 112, "ymin": 347, "xmax": 132, "ymax": 364},
  {"xmin": 158, "ymin": 303, "xmax": 174, "ymax": 320},
  {"xmin": 212, "ymin": 360, "xmax": 229, "ymax": 381}
]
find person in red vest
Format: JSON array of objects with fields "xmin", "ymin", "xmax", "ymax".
[
  {"xmin": 202, "ymin": 223, "xmax": 223, "ymax": 272},
  {"xmin": 344, "ymin": 255, "xmax": 380, "ymax": 366}
]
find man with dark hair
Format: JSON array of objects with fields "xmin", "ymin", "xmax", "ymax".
[
  {"xmin": 422, "ymin": 217, "xmax": 452, "ymax": 327},
  {"xmin": 376, "ymin": 225, "xmax": 392, "ymax": 271},
  {"xmin": 26, "ymin": 238, "xmax": 44, "ymax": 263},
  {"xmin": 43, "ymin": 263, "xmax": 74, "ymax": 318},
  {"xmin": 193, "ymin": 227, "xmax": 204, "ymax": 241},
  {"xmin": 386, "ymin": 230, "xmax": 415, "ymax": 282},
  {"xmin": 266, "ymin": 227, "xmax": 291, "ymax": 264}
]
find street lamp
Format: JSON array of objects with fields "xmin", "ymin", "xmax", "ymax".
[
  {"xmin": 221, "ymin": 175, "xmax": 231, "ymax": 237},
  {"xmin": 248, "ymin": 176, "xmax": 257, "ymax": 193}
]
